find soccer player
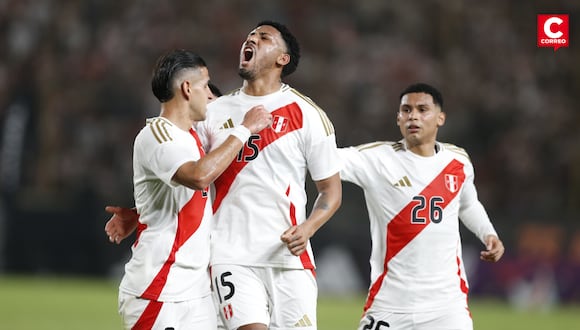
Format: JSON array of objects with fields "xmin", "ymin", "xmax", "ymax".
[
  {"xmin": 115, "ymin": 49, "xmax": 271, "ymax": 330},
  {"xmin": 339, "ymin": 83, "xmax": 504, "ymax": 330},
  {"xmin": 196, "ymin": 20, "xmax": 342, "ymax": 330}
]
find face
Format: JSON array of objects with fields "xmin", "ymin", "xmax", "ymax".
[
  {"xmin": 397, "ymin": 92, "xmax": 445, "ymax": 147},
  {"xmin": 184, "ymin": 66, "xmax": 212, "ymax": 121},
  {"xmin": 239, "ymin": 25, "xmax": 289, "ymax": 80}
]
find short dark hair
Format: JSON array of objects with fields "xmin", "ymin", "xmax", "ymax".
[
  {"xmin": 256, "ymin": 20, "xmax": 300, "ymax": 78},
  {"xmin": 400, "ymin": 83, "xmax": 444, "ymax": 108},
  {"xmin": 208, "ymin": 82, "xmax": 222, "ymax": 97},
  {"xmin": 151, "ymin": 49, "xmax": 207, "ymax": 103}
]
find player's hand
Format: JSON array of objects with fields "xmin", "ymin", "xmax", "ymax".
[
  {"xmin": 241, "ymin": 105, "xmax": 272, "ymax": 134},
  {"xmin": 280, "ymin": 225, "xmax": 311, "ymax": 256},
  {"xmin": 480, "ymin": 235, "xmax": 504, "ymax": 262},
  {"xmin": 104, "ymin": 206, "xmax": 139, "ymax": 244}
]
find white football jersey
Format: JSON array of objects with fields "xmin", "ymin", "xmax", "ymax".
[
  {"xmin": 339, "ymin": 140, "xmax": 497, "ymax": 313},
  {"xmin": 197, "ymin": 84, "xmax": 341, "ymax": 269},
  {"xmin": 120, "ymin": 117, "xmax": 212, "ymax": 302}
]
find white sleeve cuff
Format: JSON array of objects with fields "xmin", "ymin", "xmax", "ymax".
[{"xmin": 229, "ymin": 125, "xmax": 251, "ymax": 143}]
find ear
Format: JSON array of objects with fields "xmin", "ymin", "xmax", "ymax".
[
  {"xmin": 437, "ymin": 110, "xmax": 446, "ymax": 127},
  {"xmin": 277, "ymin": 53, "xmax": 290, "ymax": 66},
  {"xmin": 180, "ymin": 80, "xmax": 191, "ymax": 100}
]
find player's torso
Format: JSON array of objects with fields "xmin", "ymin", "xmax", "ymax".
[
  {"xmin": 203, "ymin": 88, "xmax": 316, "ymax": 268},
  {"xmin": 363, "ymin": 143, "xmax": 470, "ymax": 311},
  {"xmin": 122, "ymin": 120, "xmax": 212, "ymax": 301}
]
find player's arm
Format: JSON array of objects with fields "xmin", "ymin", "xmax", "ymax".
[
  {"xmin": 459, "ymin": 173, "xmax": 505, "ymax": 262},
  {"xmin": 281, "ymin": 173, "xmax": 342, "ymax": 256},
  {"xmin": 480, "ymin": 234, "xmax": 504, "ymax": 262},
  {"xmin": 172, "ymin": 105, "xmax": 271, "ymax": 190}
]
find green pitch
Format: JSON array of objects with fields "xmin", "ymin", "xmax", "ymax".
[{"xmin": 0, "ymin": 276, "xmax": 578, "ymax": 329}]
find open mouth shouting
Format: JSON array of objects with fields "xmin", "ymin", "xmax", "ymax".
[{"xmin": 240, "ymin": 44, "xmax": 255, "ymax": 66}]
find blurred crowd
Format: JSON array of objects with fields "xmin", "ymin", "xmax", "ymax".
[{"xmin": 0, "ymin": 0, "xmax": 579, "ymax": 304}]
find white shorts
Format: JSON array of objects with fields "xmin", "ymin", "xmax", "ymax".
[
  {"xmin": 211, "ymin": 265, "xmax": 317, "ymax": 330},
  {"xmin": 358, "ymin": 305, "xmax": 472, "ymax": 330},
  {"xmin": 118, "ymin": 291, "xmax": 216, "ymax": 330}
]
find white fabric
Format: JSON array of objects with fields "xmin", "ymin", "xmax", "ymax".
[
  {"xmin": 120, "ymin": 117, "xmax": 213, "ymax": 302},
  {"xmin": 212, "ymin": 265, "xmax": 317, "ymax": 330},
  {"xmin": 339, "ymin": 140, "xmax": 497, "ymax": 313},
  {"xmin": 196, "ymin": 84, "xmax": 341, "ymax": 269},
  {"xmin": 118, "ymin": 291, "xmax": 217, "ymax": 330}
]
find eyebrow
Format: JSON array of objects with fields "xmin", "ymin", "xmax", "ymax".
[{"xmin": 400, "ymin": 102, "xmax": 432, "ymax": 107}]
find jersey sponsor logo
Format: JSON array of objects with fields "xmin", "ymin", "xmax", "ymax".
[
  {"xmin": 393, "ymin": 175, "xmax": 412, "ymax": 187},
  {"xmin": 220, "ymin": 118, "xmax": 235, "ymax": 129},
  {"xmin": 445, "ymin": 174, "xmax": 459, "ymax": 193},
  {"xmin": 212, "ymin": 102, "xmax": 304, "ymax": 212},
  {"xmin": 293, "ymin": 314, "xmax": 313, "ymax": 327}
]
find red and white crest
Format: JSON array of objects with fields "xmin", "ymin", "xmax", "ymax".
[
  {"xmin": 272, "ymin": 115, "xmax": 288, "ymax": 133},
  {"xmin": 444, "ymin": 174, "xmax": 459, "ymax": 193}
]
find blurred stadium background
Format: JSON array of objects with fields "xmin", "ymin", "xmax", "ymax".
[{"xmin": 0, "ymin": 0, "xmax": 578, "ymax": 328}]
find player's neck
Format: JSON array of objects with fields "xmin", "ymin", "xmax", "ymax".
[
  {"xmin": 159, "ymin": 106, "xmax": 195, "ymax": 132},
  {"xmin": 242, "ymin": 76, "xmax": 283, "ymax": 96},
  {"xmin": 406, "ymin": 140, "xmax": 437, "ymax": 157}
]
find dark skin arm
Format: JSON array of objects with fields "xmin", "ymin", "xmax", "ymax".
[{"xmin": 280, "ymin": 173, "xmax": 342, "ymax": 256}]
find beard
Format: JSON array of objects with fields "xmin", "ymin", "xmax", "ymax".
[{"xmin": 238, "ymin": 67, "xmax": 255, "ymax": 80}]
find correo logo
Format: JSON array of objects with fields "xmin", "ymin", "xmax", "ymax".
[{"xmin": 537, "ymin": 14, "xmax": 569, "ymax": 51}]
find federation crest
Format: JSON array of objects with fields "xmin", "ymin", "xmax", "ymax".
[
  {"xmin": 444, "ymin": 174, "xmax": 459, "ymax": 193},
  {"xmin": 272, "ymin": 115, "xmax": 289, "ymax": 133}
]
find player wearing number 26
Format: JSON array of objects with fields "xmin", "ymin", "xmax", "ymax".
[{"xmin": 339, "ymin": 83, "xmax": 505, "ymax": 330}]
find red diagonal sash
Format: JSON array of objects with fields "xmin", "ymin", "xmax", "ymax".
[
  {"xmin": 212, "ymin": 102, "xmax": 303, "ymax": 212},
  {"xmin": 140, "ymin": 129, "xmax": 208, "ymax": 300}
]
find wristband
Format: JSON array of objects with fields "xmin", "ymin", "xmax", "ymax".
[{"xmin": 229, "ymin": 125, "xmax": 251, "ymax": 142}]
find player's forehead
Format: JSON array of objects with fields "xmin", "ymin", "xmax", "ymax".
[
  {"xmin": 400, "ymin": 92, "xmax": 435, "ymax": 107},
  {"xmin": 249, "ymin": 25, "xmax": 281, "ymax": 38}
]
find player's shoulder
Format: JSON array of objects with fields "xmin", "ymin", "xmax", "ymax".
[
  {"xmin": 137, "ymin": 117, "xmax": 178, "ymax": 145},
  {"xmin": 440, "ymin": 142, "xmax": 471, "ymax": 162},
  {"xmin": 286, "ymin": 86, "xmax": 322, "ymax": 110},
  {"xmin": 209, "ymin": 88, "xmax": 241, "ymax": 106},
  {"xmin": 353, "ymin": 141, "xmax": 401, "ymax": 152}
]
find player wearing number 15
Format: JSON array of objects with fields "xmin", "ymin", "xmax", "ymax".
[{"xmin": 339, "ymin": 83, "xmax": 504, "ymax": 330}]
